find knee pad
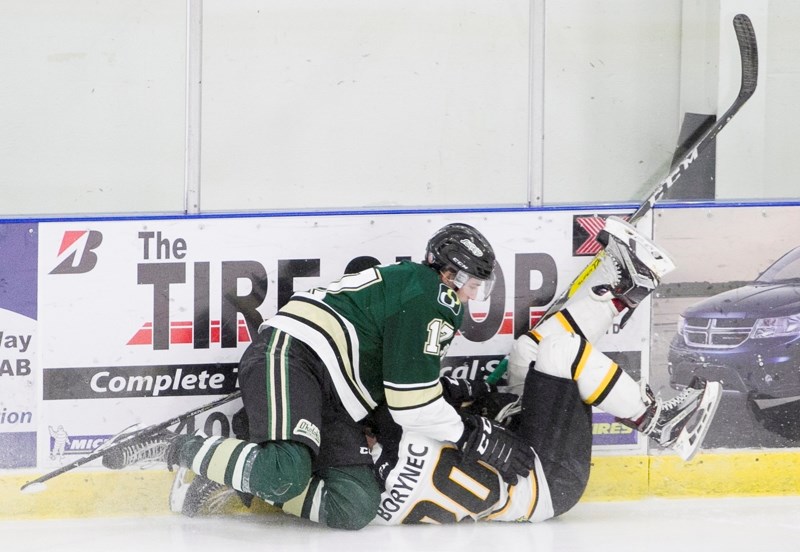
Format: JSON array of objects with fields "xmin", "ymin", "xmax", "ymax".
[
  {"xmin": 319, "ymin": 465, "xmax": 381, "ymax": 530},
  {"xmin": 536, "ymin": 332, "xmax": 582, "ymax": 380},
  {"xmin": 507, "ymin": 332, "xmax": 540, "ymax": 393},
  {"xmin": 247, "ymin": 441, "xmax": 312, "ymax": 504}
]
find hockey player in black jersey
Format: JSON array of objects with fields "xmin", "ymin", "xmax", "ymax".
[
  {"xmin": 101, "ymin": 222, "xmax": 537, "ymax": 530},
  {"xmin": 366, "ymin": 216, "xmax": 722, "ymax": 524},
  {"xmin": 107, "ymin": 217, "xmax": 721, "ymax": 525}
]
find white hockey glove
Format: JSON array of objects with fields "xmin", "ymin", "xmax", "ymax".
[{"xmin": 458, "ymin": 414, "xmax": 537, "ymax": 485}]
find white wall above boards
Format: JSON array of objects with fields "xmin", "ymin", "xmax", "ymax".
[
  {"xmin": 680, "ymin": 1, "xmax": 800, "ymax": 202},
  {"xmin": 540, "ymin": 1, "xmax": 683, "ymax": 206},
  {"xmin": 714, "ymin": 0, "xmax": 769, "ymax": 200},
  {"xmin": 717, "ymin": 0, "xmax": 800, "ymax": 201},
  {"xmin": 0, "ymin": 1, "xmax": 187, "ymax": 217},
  {"xmin": 198, "ymin": 0, "xmax": 531, "ymax": 212}
]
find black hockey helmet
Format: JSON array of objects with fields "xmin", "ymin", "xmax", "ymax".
[{"xmin": 425, "ymin": 223, "xmax": 496, "ymax": 299}]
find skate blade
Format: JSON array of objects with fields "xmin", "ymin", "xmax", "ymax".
[
  {"xmin": 673, "ymin": 381, "xmax": 722, "ymax": 462},
  {"xmin": 169, "ymin": 467, "xmax": 193, "ymax": 514}
]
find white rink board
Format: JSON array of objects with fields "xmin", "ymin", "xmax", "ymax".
[{"xmin": 4, "ymin": 209, "xmax": 653, "ymax": 474}]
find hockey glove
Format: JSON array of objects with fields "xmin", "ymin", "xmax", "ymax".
[
  {"xmin": 461, "ymin": 392, "xmax": 521, "ymax": 422},
  {"xmin": 458, "ymin": 414, "xmax": 537, "ymax": 485},
  {"xmin": 371, "ymin": 445, "xmax": 399, "ymax": 490},
  {"xmin": 440, "ymin": 375, "xmax": 496, "ymax": 406},
  {"xmin": 363, "ymin": 403, "xmax": 402, "ymax": 489}
]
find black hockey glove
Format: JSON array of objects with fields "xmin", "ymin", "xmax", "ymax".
[
  {"xmin": 461, "ymin": 392, "xmax": 520, "ymax": 422},
  {"xmin": 372, "ymin": 446, "xmax": 399, "ymax": 489},
  {"xmin": 440, "ymin": 375, "xmax": 496, "ymax": 406},
  {"xmin": 363, "ymin": 403, "xmax": 402, "ymax": 490},
  {"xmin": 458, "ymin": 414, "xmax": 537, "ymax": 485}
]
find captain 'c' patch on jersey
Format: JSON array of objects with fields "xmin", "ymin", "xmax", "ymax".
[{"xmin": 437, "ymin": 284, "xmax": 462, "ymax": 315}]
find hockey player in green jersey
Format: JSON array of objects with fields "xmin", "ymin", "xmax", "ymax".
[
  {"xmin": 164, "ymin": 216, "xmax": 722, "ymax": 525},
  {"xmin": 102, "ymin": 223, "xmax": 537, "ymax": 530},
  {"xmin": 367, "ymin": 216, "xmax": 722, "ymax": 524}
]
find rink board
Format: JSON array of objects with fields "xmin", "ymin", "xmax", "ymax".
[
  {"xmin": 3, "ymin": 206, "xmax": 800, "ymax": 520},
  {"xmin": 1, "ymin": 209, "xmax": 652, "ymax": 479},
  {"xmin": 2, "ymin": 451, "xmax": 799, "ymax": 519}
]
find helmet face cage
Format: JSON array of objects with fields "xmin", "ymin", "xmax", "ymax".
[{"xmin": 426, "ymin": 223, "xmax": 496, "ymax": 300}]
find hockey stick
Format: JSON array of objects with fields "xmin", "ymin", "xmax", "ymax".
[
  {"xmin": 20, "ymin": 390, "xmax": 242, "ymax": 493},
  {"xmin": 555, "ymin": 13, "xmax": 757, "ymax": 306},
  {"xmin": 488, "ymin": 14, "xmax": 758, "ymax": 386},
  {"xmin": 627, "ymin": 13, "xmax": 758, "ymax": 224}
]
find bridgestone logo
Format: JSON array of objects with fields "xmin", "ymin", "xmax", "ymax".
[{"xmin": 460, "ymin": 239, "xmax": 483, "ymax": 257}]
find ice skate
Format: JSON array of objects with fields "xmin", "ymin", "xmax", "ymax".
[
  {"xmin": 170, "ymin": 468, "xmax": 242, "ymax": 517},
  {"xmin": 636, "ymin": 376, "xmax": 722, "ymax": 461},
  {"xmin": 101, "ymin": 430, "xmax": 189, "ymax": 470},
  {"xmin": 550, "ymin": 215, "xmax": 677, "ymax": 337},
  {"xmin": 594, "ymin": 215, "xmax": 676, "ymax": 309}
]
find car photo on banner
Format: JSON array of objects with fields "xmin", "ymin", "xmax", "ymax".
[{"xmin": 668, "ymin": 245, "xmax": 800, "ymax": 439}]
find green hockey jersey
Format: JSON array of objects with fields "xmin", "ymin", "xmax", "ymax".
[{"xmin": 263, "ymin": 261, "xmax": 465, "ymax": 442}]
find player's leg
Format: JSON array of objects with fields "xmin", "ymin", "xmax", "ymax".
[
  {"xmin": 277, "ymin": 467, "xmax": 379, "ymax": 530},
  {"xmin": 277, "ymin": 395, "xmax": 380, "ymax": 530},
  {"xmin": 168, "ymin": 408, "xmax": 261, "ymax": 518},
  {"xmin": 512, "ymin": 369, "xmax": 592, "ymax": 518},
  {"xmin": 534, "ymin": 331, "xmax": 720, "ymax": 461},
  {"xmin": 103, "ymin": 327, "xmax": 317, "ymax": 505},
  {"xmin": 166, "ymin": 332, "xmax": 380, "ymax": 529},
  {"xmin": 506, "ymin": 216, "xmax": 675, "ymax": 390}
]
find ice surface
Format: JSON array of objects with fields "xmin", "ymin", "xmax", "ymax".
[{"xmin": 1, "ymin": 495, "xmax": 798, "ymax": 552}]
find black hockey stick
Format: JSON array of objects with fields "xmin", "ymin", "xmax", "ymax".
[
  {"xmin": 20, "ymin": 390, "xmax": 242, "ymax": 493},
  {"xmin": 488, "ymin": 14, "xmax": 758, "ymax": 385},
  {"xmin": 537, "ymin": 13, "xmax": 757, "ymax": 315},
  {"xmin": 627, "ymin": 13, "xmax": 758, "ymax": 224}
]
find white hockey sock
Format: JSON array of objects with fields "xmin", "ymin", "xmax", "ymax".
[
  {"xmin": 507, "ymin": 294, "xmax": 619, "ymax": 393},
  {"xmin": 535, "ymin": 332, "xmax": 647, "ymax": 419}
]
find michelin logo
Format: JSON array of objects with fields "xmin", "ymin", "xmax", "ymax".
[
  {"xmin": 293, "ymin": 419, "xmax": 321, "ymax": 447},
  {"xmin": 49, "ymin": 425, "xmax": 70, "ymax": 462},
  {"xmin": 48, "ymin": 425, "xmax": 111, "ymax": 463}
]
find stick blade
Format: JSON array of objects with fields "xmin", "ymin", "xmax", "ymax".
[
  {"xmin": 20, "ymin": 481, "xmax": 48, "ymax": 494},
  {"xmin": 732, "ymin": 13, "xmax": 758, "ymax": 97}
]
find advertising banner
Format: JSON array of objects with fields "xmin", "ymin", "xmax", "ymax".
[
  {"xmin": 1, "ymin": 209, "xmax": 653, "ymax": 473},
  {"xmin": 653, "ymin": 206, "xmax": 800, "ymax": 450},
  {"xmin": 0, "ymin": 223, "xmax": 38, "ymax": 469}
]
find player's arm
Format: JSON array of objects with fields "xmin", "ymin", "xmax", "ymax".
[
  {"xmin": 364, "ymin": 403, "xmax": 402, "ymax": 488},
  {"xmin": 381, "ymin": 294, "xmax": 465, "ymax": 442},
  {"xmin": 382, "ymin": 301, "xmax": 536, "ymax": 485}
]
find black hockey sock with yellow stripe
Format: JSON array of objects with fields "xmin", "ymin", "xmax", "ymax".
[{"xmin": 176, "ymin": 436, "xmax": 312, "ymax": 504}]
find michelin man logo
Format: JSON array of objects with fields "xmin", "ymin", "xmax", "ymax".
[{"xmin": 49, "ymin": 425, "xmax": 71, "ymax": 463}]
